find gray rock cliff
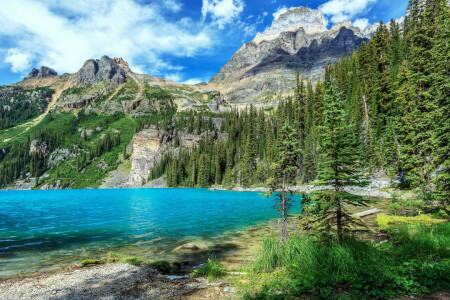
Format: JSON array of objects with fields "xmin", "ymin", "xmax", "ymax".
[
  {"xmin": 210, "ymin": 7, "xmax": 369, "ymax": 103},
  {"xmin": 76, "ymin": 55, "xmax": 126, "ymax": 85}
]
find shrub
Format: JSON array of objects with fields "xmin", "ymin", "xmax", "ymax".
[
  {"xmin": 149, "ymin": 261, "xmax": 171, "ymax": 273},
  {"xmin": 192, "ymin": 256, "xmax": 226, "ymax": 280}
]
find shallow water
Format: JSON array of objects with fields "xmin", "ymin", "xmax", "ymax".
[{"xmin": 0, "ymin": 188, "xmax": 301, "ymax": 277}]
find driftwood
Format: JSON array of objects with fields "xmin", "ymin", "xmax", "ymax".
[{"xmin": 352, "ymin": 208, "xmax": 379, "ymax": 218}]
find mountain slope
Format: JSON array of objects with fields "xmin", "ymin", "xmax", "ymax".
[{"xmin": 210, "ymin": 7, "xmax": 369, "ymax": 103}]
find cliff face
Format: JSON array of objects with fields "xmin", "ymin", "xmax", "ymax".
[{"xmin": 210, "ymin": 7, "xmax": 369, "ymax": 103}]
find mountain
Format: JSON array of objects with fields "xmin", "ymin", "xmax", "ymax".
[
  {"xmin": 12, "ymin": 55, "xmax": 227, "ymax": 116},
  {"xmin": 0, "ymin": 6, "xmax": 409, "ymax": 190},
  {"xmin": 210, "ymin": 7, "xmax": 370, "ymax": 103}
]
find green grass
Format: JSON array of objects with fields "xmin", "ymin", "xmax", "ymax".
[
  {"xmin": 80, "ymin": 259, "xmax": 105, "ymax": 266},
  {"xmin": 111, "ymin": 79, "xmax": 139, "ymax": 102},
  {"xmin": 106, "ymin": 253, "xmax": 171, "ymax": 273},
  {"xmin": 143, "ymin": 84, "xmax": 172, "ymax": 100},
  {"xmin": 192, "ymin": 256, "xmax": 227, "ymax": 280},
  {"xmin": 107, "ymin": 252, "xmax": 146, "ymax": 266},
  {"xmin": 242, "ymin": 223, "xmax": 450, "ymax": 299},
  {"xmin": 376, "ymin": 213, "xmax": 446, "ymax": 232}
]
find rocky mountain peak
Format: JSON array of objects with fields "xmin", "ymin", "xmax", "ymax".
[
  {"xmin": 76, "ymin": 55, "xmax": 126, "ymax": 85},
  {"xmin": 254, "ymin": 7, "xmax": 326, "ymax": 43},
  {"xmin": 112, "ymin": 57, "xmax": 131, "ymax": 73},
  {"xmin": 26, "ymin": 66, "xmax": 58, "ymax": 80},
  {"xmin": 211, "ymin": 6, "xmax": 371, "ymax": 103}
]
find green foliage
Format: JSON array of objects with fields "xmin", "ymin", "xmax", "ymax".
[
  {"xmin": 0, "ymin": 86, "xmax": 53, "ymax": 130},
  {"xmin": 144, "ymin": 84, "xmax": 173, "ymax": 100},
  {"xmin": 266, "ymin": 122, "xmax": 299, "ymax": 241},
  {"xmin": 107, "ymin": 252, "xmax": 144, "ymax": 266},
  {"xmin": 61, "ymin": 84, "xmax": 93, "ymax": 96},
  {"xmin": 80, "ymin": 259, "xmax": 105, "ymax": 266},
  {"xmin": 246, "ymin": 223, "xmax": 450, "ymax": 299},
  {"xmin": 376, "ymin": 213, "xmax": 446, "ymax": 231},
  {"xmin": 192, "ymin": 256, "xmax": 227, "ymax": 280},
  {"xmin": 313, "ymin": 79, "xmax": 369, "ymax": 242},
  {"xmin": 148, "ymin": 261, "xmax": 171, "ymax": 273}
]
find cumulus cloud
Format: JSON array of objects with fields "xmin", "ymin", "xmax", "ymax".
[
  {"xmin": 182, "ymin": 78, "xmax": 209, "ymax": 85},
  {"xmin": 201, "ymin": 0, "xmax": 244, "ymax": 29},
  {"xmin": 5, "ymin": 48, "xmax": 31, "ymax": 72},
  {"xmin": 354, "ymin": 18, "xmax": 369, "ymax": 30},
  {"xmin": 272, "ymin": 5, "xmax": 292, "ymax": 20},
  {"xmin": 0, "ymin": 0, "xmax": 212, "ymax": 75},
  {"xmin": 319, "ymin": 0, "xmax": 377, "ymax": 23}
]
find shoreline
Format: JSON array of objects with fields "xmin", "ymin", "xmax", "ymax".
[{"xmin": 0, "ymin": 197, "xmax": 393, "ymax": 299}]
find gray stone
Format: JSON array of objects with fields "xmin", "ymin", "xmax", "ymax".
[
  {"xmin": 181, "ymin": 243, "xmax": 199, "ymax": 250},
  {"xmin": 26, "ymin": 66, "xmax": 58, "ymax": 79},
  {"xmin": 76, "ymin": 55, "xmax": 126, "ymax": 85},
  {"xmin": 30, "ymin": 140, "xmax": 48, "ymax": 155},
  {"xmin": 210, "ymin": 6, "xmax": 369, "ymax": 103}
]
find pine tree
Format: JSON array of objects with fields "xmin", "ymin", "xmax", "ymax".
[
  {"xmin": 267, "ymin": 122, "xmax": 299, "ymax": 242},
  {"xmin": 314, "ymin": 79, "xmax": 368, "ymax": 243}
]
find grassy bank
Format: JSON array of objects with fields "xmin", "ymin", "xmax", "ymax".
[{"xmin": 239, "ymin": 222, "xmax": 449, "ymax": 299}]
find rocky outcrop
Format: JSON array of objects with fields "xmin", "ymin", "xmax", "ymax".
[
  {"xmin": 128, "ymin": 128, "xmax": 171, "ymax": 186},
  {"xmin": 47, "ymin": 148, "xmax": 73, "ymax": 168},
  {"xmin": 210, "ymin": 6, "xmax": 369, "ymax": 102},
  {"xmin": 112, "ymin": 57, "xmax": 131, "ymax": 73},
  {"xmin": 126, "ymin": 128, "xmax": 203, "ymax": 186},
  {"xmin": 63, "ymin": 97, "xmax": 97, "ymax": 109},
  {"xmin": 76, "ymin": 55, "xmax": 126, "ymax": 85},
  {"xmin": 30, "ymin": 140, "xmax": 48, "ymax": 155},
  {"xmin": 40, "ymin": 179, "xmax": 70, "ymax": 190},
  {"xmin": 26, "ymin": 66, "xmax": 58, "ymax": 79}
]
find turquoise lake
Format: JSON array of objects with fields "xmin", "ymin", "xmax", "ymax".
[{"xmin": 0, "ymin": 188, "xmax": 301, "ymax": 278}]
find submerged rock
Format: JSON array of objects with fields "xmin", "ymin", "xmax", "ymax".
[{"xmin": 181, "ymin": 243, "xmax": 199, "ymax": 250}]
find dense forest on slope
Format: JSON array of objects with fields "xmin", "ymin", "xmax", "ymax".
[
  {"xmin": 150, "ymin": 0, "xmax": 449, "ymax": 200},
  {"xmin": 0, "ymin": 86, "xmax": 54, "ymax": 130}
]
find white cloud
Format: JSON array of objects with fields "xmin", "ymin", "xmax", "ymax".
[
  {"xmin": 319, "ymin": 0, "xmax": 377, "ymax": 23},
  {"xmin": 354, "ymin": 18, "xmax": 369, "ymax": 30},
  {"xmin": 242, "ymin": 14, "xmax": 265, "ymax": 38},
  {"xmin": 165, "ymin": 73, "xmax": 208, "ymax": 85},
  {"xmin": 0, "ymin": 0, "xmax": 213, "ymax": 75},
  {"xmin": 201, "ymin": 0, "xmax": 244, "ymax": 29},
  {"xmin": 272, "ymin": 5, "xmax": 292, "ymax": 20},
  {"xmin": 163, "ymin": 0, "xmax": 183, "ymax": 12},
  {"xmin": 5, "ymin": 48, "xmax": 31, "ymax": 72},
  {"xmin": 182, "ymin": 78, "xmax": 208, "ymax": 85},
  {"xmin": 165, "ymin": 73, "xmax": 183, "ymax": 82}
]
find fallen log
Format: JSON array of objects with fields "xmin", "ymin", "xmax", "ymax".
[{"xmin": 352, "ymin": 208, "xmax": 379, "ymax": 218}]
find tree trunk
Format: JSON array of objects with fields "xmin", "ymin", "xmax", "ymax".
[{"xmin": 280, "ymin": 172, "xmax": 288, "ymax": 243}]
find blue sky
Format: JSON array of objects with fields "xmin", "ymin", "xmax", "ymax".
[{"xmin": 0, "ymin": 0, "xmax": 408, "ymax": 85}]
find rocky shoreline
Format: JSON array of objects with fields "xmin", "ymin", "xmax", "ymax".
[
  {"xmin": 210, "ymin": 173, "xmax": 415, "ymax": 199},
  {"xmin": 0, "ymin": 263, "xmax": 235, "ymax": 300}
]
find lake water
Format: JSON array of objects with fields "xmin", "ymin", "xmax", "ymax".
[{"xmin": 0, "ymin": 188, "xmax": 301, "ymax": 278}]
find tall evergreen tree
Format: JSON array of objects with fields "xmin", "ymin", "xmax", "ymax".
[
  {"xmin": 314, "ymin": 80, "xmax": 368, "ymax": 243},
  {"xmin": 267, "ymin": 122, "xmax": 299, "ymax": 242}
]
